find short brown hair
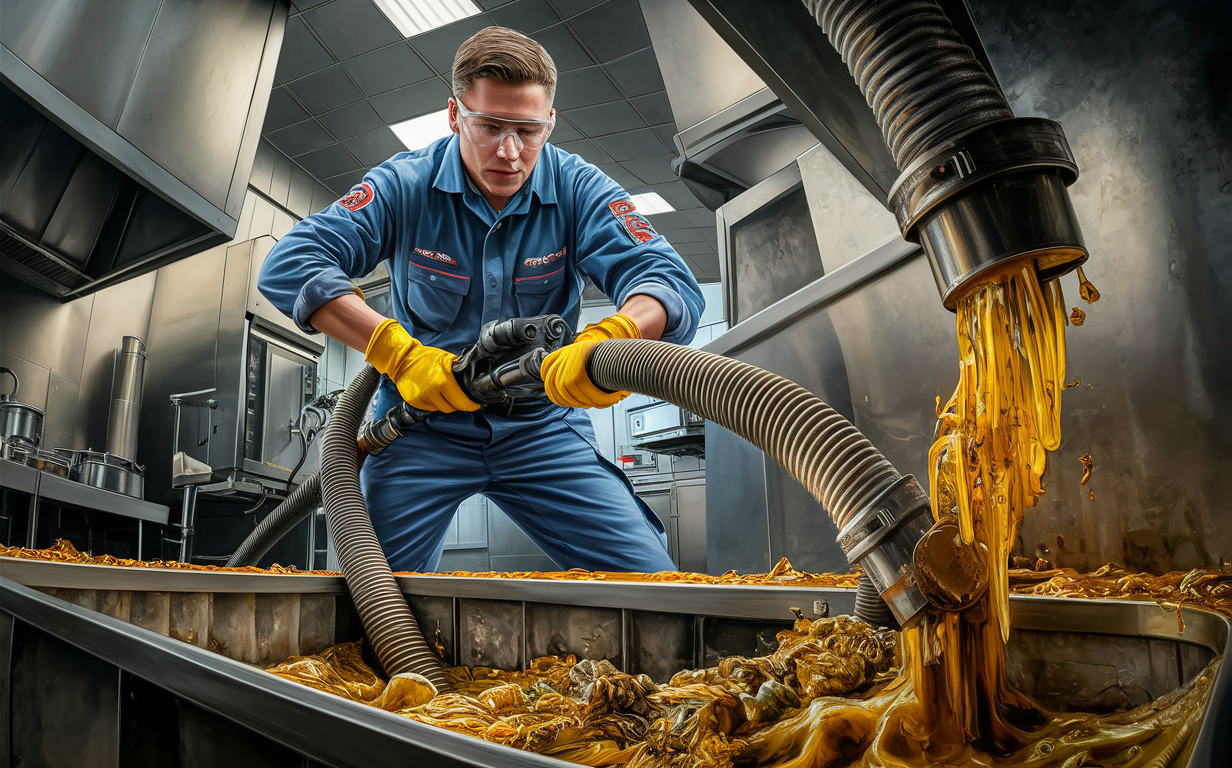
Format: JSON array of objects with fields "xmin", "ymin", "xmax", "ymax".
[{"xmin": 452, "ymin": 27, "xmax": 557, "ymax": 103}]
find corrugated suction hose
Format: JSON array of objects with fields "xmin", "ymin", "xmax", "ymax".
[
  {"xmin": 319, "ymin": 364, "xmax": 452, "ymax": 691},
  {"xmin": 802, "ymin": 0, "xmax": 1012, "ymax": 170},
  {"xmin": 225, "ymin": 474, "xmax": 320, "ymax": 568},
  {"xmin": 589, "ymin": 339, "xmax": 899, "ymax": 544}
]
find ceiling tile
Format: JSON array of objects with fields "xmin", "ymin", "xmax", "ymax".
[
  {"xmin": 303, "ymin": 0, "xmax": 401, "ymax": 60},
  {"xmin": 343, "ymin": 128, "xmax": 408, "ymax": 166},
  {"xmin": 673, "ymin": 240, "xmax": 714, "ymax": 256},
  {"xmin": 646, "ymin": 211, "xmax": 690, "ymax": 230},
  {"xmin": 562, "ymin": 100, "xmax": 643, "ymax": 135},
  {"xmin": 296, "ymin": 143, "xmax": 363, "ymax": 179},
  {"xmin": 324, "ymin": 168, "xmax": 368, "ymax": 195},
  {"xmin": 593, "ymin": 128, "xmax": 667, "ymax": 161},
  {"xmin": 284, "ymin": 66, "xmax": 363, "ymax": 114},
  {"xmin": 317, "ymin": 100, "xmax": 385, "ymax": 139},
  {"xmin": 532, "ymin": 24, "xmax": 594, "ymax": 72},
  {"xmin": 547, "ymin": 114, "xmax": 583, "ymax": 143},
  {"xmin": 266, "ymin": 119, "xmax": 335, "ymax": 157},
  {"xmin": 650, "ymin": 180, "xmax": 703, "ymax": 211},
  {"xmin": 276, "ymin": 18, "xmax": 335, "ymax": 81},
  {"xmin": 620, "ymin": 154, "xmax": 676, "ymax": 185},
  {"xmin": 595, "ymin": 162, "xmax": 643, "ymax": 191},
  {"xmin": 630, "ymin": 91, "xmax": 673, "ymax": 126},
  {"xmin": 682, "ymin": 207, "xmax": 717, "ymax": 228},
  {"xmin": 477, "ymin": 0, "xmax": 517, "ymax": 8},
  {"xmin": 551, "ymin": 0, "xmax": 605, "ymax": 20},
  {"xmin": 292, "ymin": 0, "xmax": 331, "ymax": 10},
  {"xmin": 369, "ymin": 78, "xmax": 452, "ymax": 123},
  {"xmin": 344, "ymin": 43, "xmax": 433, "ymax": 96},
  {"xmin": 567, "ymin": 0, "xmax": 650, "ymax": 62},
  {"xmin": 490, "ymin": 0, "xmax": 560, "ymax": 33},
  {"xmin": 553, "ymin": 67, "xmax": 621, "ymax": 109},
  {"xmin": 409, "ymin": 15, "xmax": 495, "ymax": 73},
  {"xmin": 651, "ymin": 122, "xmax": 677, "ymax": 148},
  {"xmin": 555, "ymin": 139, "xmax": 612, "ymax": 166},
  {"xmin": 604, "ymin": 47, "xmax": 664, "ymax": 97},
  {"xmin": 657, "ymin": 227, "xmax": 707, "ymax": 243},
  {"xmin": 264, "ymin": 87, "xmax": 311, "ymax": 132}
]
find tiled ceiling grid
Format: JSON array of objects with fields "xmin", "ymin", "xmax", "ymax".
[{"xmin": 262, "ymin": 0, "xmax": 720, "ymax": 282}]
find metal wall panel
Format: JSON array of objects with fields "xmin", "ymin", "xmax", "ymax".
[
  {"xmin": 117, "ymin": 0, "xmax": 275, "ymax": 209},
  {"xmin": 10, "ymin": 621, "xmax": 120, "ymax": 767},
  {"xmin": 964, "ymin": 0, "xmax": 1231, "ymax": 570}
]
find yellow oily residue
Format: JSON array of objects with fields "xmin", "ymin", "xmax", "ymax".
[
  {"xmin": 1070, "ymin": 307, "xmax": 1086, "ymax": 325},
  {"xmin": 266, "ymin": 561, "xmax": 1227, "ymax": 768},
  {"xmin": 268, "ymin": 615, "xmax": 901, "ymax": 766},
  {"xmin": 1079, "ymin": 453, "xmax": 1094, "ymax": 485},
  {"xmin": 1077, "ymin": 265, "xmax": 1101, "ymax": 303}
]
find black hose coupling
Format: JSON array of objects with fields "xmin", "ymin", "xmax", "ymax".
[
  {"xmin": 888, "ymin": 118, "xmax": 1088, "ymax": 308},
  {"xmin": 837, "ymin": 475, "xmax": 933, "ymax": 627}
]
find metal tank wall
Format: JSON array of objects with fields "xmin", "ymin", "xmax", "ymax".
[{"xmin": 703, "ymin": 0, "xmax": 1229, "ymax": 574}]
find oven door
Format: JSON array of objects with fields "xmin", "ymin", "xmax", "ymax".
[{"xmin": 242, "ymin": 319, "xmax": 318, "ymax": 484}]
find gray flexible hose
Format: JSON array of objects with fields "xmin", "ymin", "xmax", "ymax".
[
  {"xmin": 803, "ymin": 0, "xmax": 1012, "ymax": 170},
  {"xmin": 319, "ymin": 365, "xmax": 452, "ymax": 691},
  {"xmin": 589, "ymin": 340, "xmax": 900, "ymax": 626},
  {"xmin": 589, "ymin": 339, "xmax": 899, "ymax": 542},
  {"xmin": 853, "ymin": 575, "xmax": 897, "ymax": 628},
  {"xmin": 225, "ymin": 474, "xmax": 320, "ymax": 568}
]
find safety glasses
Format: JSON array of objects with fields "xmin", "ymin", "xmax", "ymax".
[{"xmin": 453, "ymin": 98, "xmax": 554, "ymax": 152}]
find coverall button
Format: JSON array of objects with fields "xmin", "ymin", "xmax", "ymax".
[{"xmin": 430, "ymin": 274, "xmax": 436, "ymax": 281}]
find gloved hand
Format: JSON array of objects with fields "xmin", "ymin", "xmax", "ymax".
[
  {"xmin": 364, "ymin": 319, "xmax": 479, "ymax": 413},
  {"xmin": 540, "ymin": 314, "xmax": 641, "ymax": 409}
]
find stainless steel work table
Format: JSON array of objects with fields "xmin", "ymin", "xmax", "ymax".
[{"xmin": 0, "ymin": 457, "xmax": 170, "ymax": 551}]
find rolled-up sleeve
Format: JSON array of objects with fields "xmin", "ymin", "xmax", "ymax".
[
  {"xmin": 258, "ymin": 163, "xmax": 401, "ymax": 334},
  {"xmin": 570, "ymin": 163, "xmax": 704, "ymax": 345}
]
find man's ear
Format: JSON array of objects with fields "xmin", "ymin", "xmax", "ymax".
[{"xmin": 447, "ymin": 98, "xmax": 460, "ymax": 134}]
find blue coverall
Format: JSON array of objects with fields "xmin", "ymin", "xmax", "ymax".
[{"xmin": 258, "ymin": 135, "xmax": 704, "ymax": 573}]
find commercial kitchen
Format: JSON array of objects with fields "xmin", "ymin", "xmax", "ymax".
[{"xmin": 0, "ymin": 1, "xmax": 1227, "ymax": 767}]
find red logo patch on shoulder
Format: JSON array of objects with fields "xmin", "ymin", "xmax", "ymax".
[
  {"xmin": 608, "ymin": 199, "xmax": 657, "ymax": 244},
  {"xmin": 338, "ymin": 182, "xmax": 374, "ymax": 212},
  {"xmin": 414, "ymin": 247, "xmax": 457, "ymax": 266}
]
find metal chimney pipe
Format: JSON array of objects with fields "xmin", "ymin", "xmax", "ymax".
[{"xmin": 106, "ymin": 336, "xmax": 146, "ymax": 460}]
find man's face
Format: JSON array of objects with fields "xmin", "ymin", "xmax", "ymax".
[{"xmin": 449, "ymin": 78, "xmax": 553, "ymax": 212}]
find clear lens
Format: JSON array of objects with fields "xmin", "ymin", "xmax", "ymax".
[{"xmin": 455, "ymin": 99, "xmax": 553, "ymax": 151}]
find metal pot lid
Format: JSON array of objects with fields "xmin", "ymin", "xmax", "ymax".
[
  {"xmin": 0, "ymin": 400, "xmax": 44, "ymax": 417},
  {"xmin": 76, "ymin": 450, "xmax": 143, "ymax": 472}
]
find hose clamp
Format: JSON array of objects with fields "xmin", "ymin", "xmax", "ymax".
[{"xmin": 837, "ymin": 475, "xmax": 932, "ymax": 626}]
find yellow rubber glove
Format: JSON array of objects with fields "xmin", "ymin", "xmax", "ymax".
[
  {"xmin": 364, "ymin": 319, "xmax": 479, "ymax": 413},
  {"xmin": 540, "ymin": 314, "xmax": 641, "ymax": 409}
]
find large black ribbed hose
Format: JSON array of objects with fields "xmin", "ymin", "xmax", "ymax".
[
  {"xmin": 226, "ymin": 474, "xmax": 320, "ymax": 567},
  {"xmin": 590, "ymin": 340, "xmax": 899, "ymax": 537},
  {"xmin": 320, "ymin": 365, "xmax": 452, "ymax": 691},
  {"xmin": 803, "ymin": 0, "xmax": 1012, "ymax": 170}
]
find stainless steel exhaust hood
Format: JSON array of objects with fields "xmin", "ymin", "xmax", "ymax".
[{"xmin": 0, "ymin": 0, "xmax": 288, "ymax": 299}]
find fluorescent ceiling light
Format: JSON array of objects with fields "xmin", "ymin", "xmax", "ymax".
[
  {"xmin": 630, "ymin": 192, "xmax": 675, "ymax": 215},
  {"xmin": 373, "ymin": 0, "xmax": 482, "ymax": 38},
  {"xmin": 390, "ymin": 108, "xmax": 452, "ymax": 151}
]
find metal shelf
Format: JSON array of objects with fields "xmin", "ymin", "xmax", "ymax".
[{"xmin": 0, "ymin": 458, "xmax": 170, "ymax": 550}]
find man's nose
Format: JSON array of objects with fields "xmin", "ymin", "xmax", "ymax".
[{"xmin": 496, "ymin": 132, "xmax": 521, "ymax": 159}]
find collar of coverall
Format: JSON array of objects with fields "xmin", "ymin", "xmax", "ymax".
[{"xmin": 432, "ymin": 133, "xmax": 559, "ymax": 206}]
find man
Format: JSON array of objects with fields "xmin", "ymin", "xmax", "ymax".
[{"xmin": 258, "ymin": 27, "xmax": 703, "ymax": 574}]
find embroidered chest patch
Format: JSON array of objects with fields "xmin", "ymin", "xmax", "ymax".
[
  {"xmin": 338, "ymin": 182, "xmax": 374, "ymax": 212},
  {"xmin": 414, "ymin": 247, "xmax": 457, "ymax": 266},
  {"xmin": 608, "ymin": 199, "xmax": 657, "ymax": 244},
  {"xmin": 524, "ymin": 246, "xmax": 566, "ymax": 268}
]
